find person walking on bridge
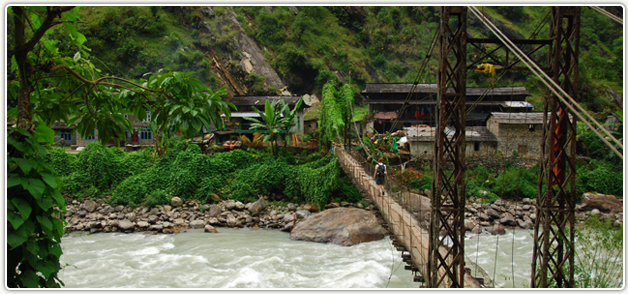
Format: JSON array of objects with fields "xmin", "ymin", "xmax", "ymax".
[{"xmin": 373, "ymin": 157, "xmax": 387, "ymax": 196}]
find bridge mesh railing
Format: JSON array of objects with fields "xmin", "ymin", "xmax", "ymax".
[{"xmin": 337, "ymin": 147, "xmax": 494, "ymax": 288}]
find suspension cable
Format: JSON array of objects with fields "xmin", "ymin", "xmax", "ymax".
[
  {"xmin": 388, "ymin": 22, "xmax": 441, "ymax": 133},
  {"xmin": 468, "ymin": 6, "xmax": 623, "ymax": 159},
  {"xmin": 590, "ymin": 6, "xmax": 623, "ymax": 24}
]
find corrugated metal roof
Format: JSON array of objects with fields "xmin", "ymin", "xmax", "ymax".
[
  {"xmin": 489, "ymin": 112, "xmax": 546, "ymax": 124},
  {"xmin": 229, "ymin": 96, "xmax": 305, "ymax": 107},
  {"xmin": 404, "ymin": 126, "xmax": 497, "ymax": 142},
  {"xmin": 221, "ymin": 112, "xmax": 261, "ymax": 118},
  {"xmin": 362, "ymin": 83, "xmax": 529, "ymax": 96}
]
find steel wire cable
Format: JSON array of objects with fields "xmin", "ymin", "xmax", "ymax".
[
  {"xmin": 388, "ymin": 22, "xmax": 441, "ymax": 133},
  {"xmin": 469, "ymin": 6, "xmax": 623, "ymax": 151},
  {"xmin": 468, "ymin": 6, "xmax": 623, "ymax": 159},
  {"xmin": 590, "ymin": 6, "xmax": 623, "ymax": 24}
]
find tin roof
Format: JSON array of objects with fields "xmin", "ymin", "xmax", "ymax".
[
  {"xmin": 404, "ymin": 126, "xmax": 497, "ymax": 142},
  {"xmin": 489, "ymin": 112, "xmax": 546, "ymax": 124},
  {"xmin": 229, "ymin": 96, "xmax": 306, "ymax": 107},
  {"xmin": 362, "ymin": 83, "xmax": 529, "ymax": 97}
]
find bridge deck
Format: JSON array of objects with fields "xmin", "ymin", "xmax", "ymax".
[{"xmin": 336, "ymin": 148, "xmax": 483, "ymax": 288}]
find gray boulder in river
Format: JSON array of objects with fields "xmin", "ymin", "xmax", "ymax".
[{"xmin": 290, "ymin": 207, "xmax": 385, "ymax": 246}]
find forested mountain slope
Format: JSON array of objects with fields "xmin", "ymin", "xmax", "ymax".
[{"xmin": 47, "ymin": 6, "xmax": 622, "ymax": 115}]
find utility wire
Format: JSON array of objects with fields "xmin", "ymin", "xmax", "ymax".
[
  {"xmin": 590, "ymin": 6, "xmax": 623, "ymax": 24},
  {"xmin": 468, "ymin": 6, "xmax": 623, "ymax": 159}
]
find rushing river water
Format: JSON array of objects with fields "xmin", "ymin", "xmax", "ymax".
[{"xmin": 59, "ymin": 228, "xmax": 536, "ymax": 288}]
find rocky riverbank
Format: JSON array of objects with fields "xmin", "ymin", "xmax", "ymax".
[
  {"xmin": 463, "ymin": 192, "xmax": 623, "ymax": 235},
  {"xmin": 63, "ymin": 196, "xmax": 375, "ymax": 235},
  {"xmin": 63, "ymin": 192, "xmax": 622, "ymax": 237}
]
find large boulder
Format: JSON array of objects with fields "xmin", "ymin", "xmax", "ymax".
[
  {"xmin": 82, "ymin": 200, "xmax": 97, "ymax": 213},
  {"xmin": 577, "ymin": 192, "xmax": 622, "ymax": 213},
  {"xmin": 248, "ymin": 197, "xmax": 266, "ymax": 215},
  {"xmin": 290, "ymin": 207, "xmax": 385, "ymax": 246}
]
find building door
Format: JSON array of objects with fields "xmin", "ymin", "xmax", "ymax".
[{"xmin": 131, "ymin": 130, "xmax": 139, "ymax": 144}]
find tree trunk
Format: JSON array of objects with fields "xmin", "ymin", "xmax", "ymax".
[{"xmin": 13, "ymin": 7, "xmax": 33, "ymax": 130}]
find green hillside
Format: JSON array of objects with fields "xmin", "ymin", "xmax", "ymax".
[{"xmin": 49, "ymin": 6, "xmax": 622, "ymax": 115}]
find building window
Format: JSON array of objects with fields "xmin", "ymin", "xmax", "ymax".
[
  {"xmin": 60, "ymin": 130, "xmax": 72, "ymax": 141},
  {"xmin": 474, "ymin": 142, "xmax": 480, "ymax": 151},
  {"xmin": 518, "ymin": 144, "xmax": 528, "ymax": 155},
  {"xmin": 83, "ymin": 129, "xmax": 96, "ymax": 141},
  {"xmin": 140, "ymin": 128, "xmax": 153, "ymax": 140},
  {"xmin": 141, "ymin": 111, "xmax": 151, "ymax": 123}
]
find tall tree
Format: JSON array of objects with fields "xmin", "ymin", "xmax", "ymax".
[{"xmin": 7, "ymin": 6, "xmax": 232, "ymax": 287}]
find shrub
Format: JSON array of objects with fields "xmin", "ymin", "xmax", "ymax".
[
  {"xmin": 71, "ymin": 142, "xmax": 126, "ymax": 192},
  {"xmin": 332, "ymin": 176, "xmax": 362, "ymax": 203},
  {"xmin": 111, "ymin": 174, "xmax": 149, "ymax": 206},
  {"xmin": 417, "ymin": 174, "xmax": 432, "ymax": 191},
  {"xmin": 46, "ymin": 147, "xmax": 76, "ymax": 176},
  {"xmin": 142, "ymin": 189, "xmax": 170, "ymax": 208}
]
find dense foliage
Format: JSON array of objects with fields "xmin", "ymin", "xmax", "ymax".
[
  {"xmin": 319, "ymin": 82, "xmax": 355, "ymax": 147},
  {"xmin": 50, "ymin": 6, "xmax": 622, "ymax": 114},
  {"xmin": 49, "ymin": 140, "xmax": 361, "ymax": 210},
  {"xmin": 7, "ymin": 6, "xmax": 234, "ymax": 288}
]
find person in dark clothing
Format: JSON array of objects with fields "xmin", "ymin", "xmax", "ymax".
[{"xmin": 373, "ymin": 157, "xmax": 387, "ymax": 195}]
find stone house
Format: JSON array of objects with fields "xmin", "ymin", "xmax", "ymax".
[
  {"xmin": 403, "ymin": 126, "xmax": 498, "ymax": 160},
  {"xmin": 50, "ymin": 110, "xmax": 154, "ymax": 147},
  {"xmin": 486, "ymin": 112, "xmax": 546, "ymax": 160},
  {"xmin": 361, "ymin": 83, "xmax": 533, "ymax": 134},
  {"xmin": 215, "ymin": 96, "xmax": 308, "ymax": 143}
]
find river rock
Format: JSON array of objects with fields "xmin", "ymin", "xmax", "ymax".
[
  {"xmin": 118, "ymin": 219, "xmax": 134, "ymax": 231},
  {"xmin": 204, "ymin": 224, "xmax": 219, "ymax": 233},
  {"xmin": 290, "ymin": 207, "xmax": 385, "ymax": 246},
  {"xmin": 173, "ymin": 218, "xmax": 185, "ymax": 226},
  {"xmin": 208, "ymin": 205, "xmax": 221, "ymax": 218},
  {"xmin": 283, "ymin": 213, "xmax": 295, "ymax": 223},
  {"xmin": 464, "ymin": 219, "xmax": 476, "ymax": 232},
  {"xmin": 226, "ymin": 213, "xmax": 237, "ymax": 227},
  {"xmin": 102, "ymin": 205, "xmax": 114, "ymax": 215},
  {"xmin": 148, "ymin": 215, "xmax": 159, "ymax": 224},
  {"xmin": 125, "ymin": 212, "xmax": 137, "ymax": 222},
  {"xmin": 82, "ymin": 200, "xmax": 96, "ymax": 213},
  {"xmin": 296, "ymin": 210, "xmax": 310, "ymax": 219},
  {"xmin": 500, "ymin": 214, "xmax": 517, "ymax": 227},
  {"xmin": 491, "ymin": 224, "xmax": 506, "ymax": 235},
  {"xmin": 190, "ymin": 220, "xmax": 205, "ymax": 229},
  {"xmin": 234, "ymin": 201, "xmax": 245, "ymax": 210},
  {"xmin": 487, "ymin": 208, "xmax": 501, "ymax": 219},
  {"xmin": 282, "ymin": 223, "xmax": 294, "ymax": 232},
  {"xmin": 149, "ymin": 224, "xmax": 163, "ymax": 231},
  {"xmin": 248, "ymin": 197, "xmax": 266, "ymax": 215},
  {"xmin": 471, "ymin": 225, "xmax": 482, "ymax": 234},
  {"xmin": 225, "ymin": 201, "xmax": 236, "ymax": 210},
  {"xmin": 287, "ymin": 203, "xmax": 297, "ymax": 211},
  {"xmin": 578, "ymin": 192, "xmax": 622, "ymax": 213},
  {"xmin": 171, "ymin": 197, "xmax": 183, "ymax": 207},
  {"xmin": 137, "ymin": 221, "xmax": 150, "ymax": 228},
  {"xmin": 114, "ymin": 205, "xmax": 124, "ymax": 212}
]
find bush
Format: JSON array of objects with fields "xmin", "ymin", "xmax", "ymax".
[
  {"xmin": 142, "ymin": 189, "xmax": 170, "ymax": 208},
  {"xmin": 111, "ymin": 174, "xmax": 149, "ymax": 206},
  {"xmin": 71, "ymin": 142, "xmax": 126, "ymax": 192},
  {"xmin": 417, "ymin": 175, "xmax": 432, "ymax": 191},
  {"xmin": 46, "ymin": 147, "xmax": 76, "ymax": 176}
]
